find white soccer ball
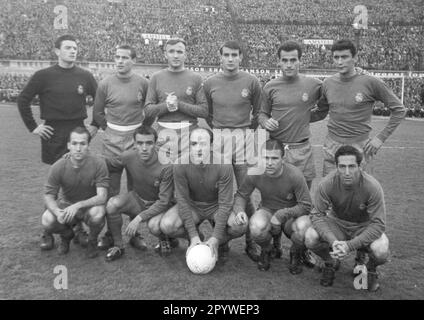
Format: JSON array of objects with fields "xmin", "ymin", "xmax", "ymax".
[{"xmin": 186, "ymin": 244, "xmax": 216, "ymax": 274}]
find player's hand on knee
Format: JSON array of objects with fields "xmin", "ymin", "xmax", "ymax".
[
  {"xmin": 55, "ymin": 209, "xmax": 66, "ymax": 224},
  {"xmin": 63, "ymin": 203, "xmax": 81, "ymax": 223},
  {"xmin": 234, "ymin": 211, "xmax": 248, "ymax": 225},
  {"xmin": 125, "ymin": 215, "xmax": 142, "ymax": 237},
  {"xmin": 364, "ymin": 137, "xmax": 383, "ymax": 157},
  {"xmin": 32, "ymin": 124, "xmax": 54, "ymax": 140}
]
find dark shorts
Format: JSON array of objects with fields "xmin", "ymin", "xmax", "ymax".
[
  {"xmin": 41, "ymin": 119, "xmax": 85, "ymax": 165},
  {"xmin": 318, "ymin": 216, "xmax": 368, "ymax": 241},
  {"xmin": 255, "ymin": 207, "xmax": 296, "ymax": 236},
  {"xmin": 124, "ymin": 191, "xmax": 154, "ymax": 215}
]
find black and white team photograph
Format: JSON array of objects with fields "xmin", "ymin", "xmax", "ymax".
[{"xmin": 0, "ymin": 0, "xmax": 423, "ymax": 305}]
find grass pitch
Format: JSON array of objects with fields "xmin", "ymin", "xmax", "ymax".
[{"xmin": 0, "ymin": 103, "xmax": 423, "ymax": 299}]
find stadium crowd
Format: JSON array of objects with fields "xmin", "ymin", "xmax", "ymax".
[
  {"xmin": 0, "ymin": 0, "xmax": 423, "ymax": 115},
  {"xmin": 239, "ymin": 24, "xmax": 423, "ymax": 71},
  {"xmin": 0, "ymin": 0, "xmax": 422, "ymax": 71},
  {"xmin": 231, "ymin": 0, "xmax": 423, "ymax": 25}
]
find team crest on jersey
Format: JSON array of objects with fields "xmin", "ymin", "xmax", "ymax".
[
  {"xmin": 302, "ymin": 93, "xmax": 309, "ymax": 102},
  {"xmin": 186, "ymin": 86, "xmax": 193, "ymax": 96},
  {"xmin": 286, "ymin": 193, "xmax": 294, "ymax": 201},
  {"xmin": 241, "ymin": 88, "xmax": 250, "ymax": 98},
  {"xmin": 137, "ymin": 89, "xmax": 144, "ymax": 102},
  {"xmin": 355, "ymin": 92, "xmax": 364, "ymax": 103},
  {"xmin": 359, "ymin": 203, "xmax": 366, "ymax": 210},
  {"xmin": 154, "ymin": 179, "xmax": 160, "ymax": 187},
  {"xmin": 77, "ymin": 85, "xmax": 84, "ymax": 95}
]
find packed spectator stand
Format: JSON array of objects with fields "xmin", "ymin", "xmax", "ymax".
[{"xmin": 0, "ymin": 0, "xmax": 423, "ymax": 116}]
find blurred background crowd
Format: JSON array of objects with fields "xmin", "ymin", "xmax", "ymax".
[{"xmin": 0, "ymin": 0, "xmax": 423, "ymax": 115}]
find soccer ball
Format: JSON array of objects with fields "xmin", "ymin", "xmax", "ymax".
[{"xmin": 186, "ymin": 244, "xmax": 216, "ymax": 274}]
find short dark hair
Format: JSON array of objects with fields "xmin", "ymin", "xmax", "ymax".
[
  {"xmin": 190, "ymin": 127, "xmax": 213, "ymax": 144},
  {"xmin": 133, "ymin": 125, "xmax": 158, "ymax": 142},
  {"xmin": 264, "ymin": 139, "xmax": 285, "ymax": 157},
  {"xmin": 164, "ymin": 37, "xmax": 186, "ymax": 50},
  {"xmin": 277, "ymin": 40, "xmax": 302, "ymax": 59},
  {"xmin": 334, "ymin": 145, "xmax": 363, "ymax": 166},
  {"xmin": 331, "ymin": 39, "xmax": 357, "ymax": 57},
  {"xmin": 219, "ymin": 40, "xmax": 242, "ymax": 55},
  {"xmin": 55, "ymin": 34, "xmax": 77, "ymax": 49},
  {"xmin": 116, "ymin": 44, "xmax": 136, "ymax": 59},
  {"xmin": 68, "ymin": 126, "xmax": 91, "ymax": 144}
]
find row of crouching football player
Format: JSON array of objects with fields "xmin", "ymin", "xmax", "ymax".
[{"xmin": 40, "ymin": 125, "xmax": 389, "ymax": 291}]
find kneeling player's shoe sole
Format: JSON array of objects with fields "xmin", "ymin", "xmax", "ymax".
[
  {"xmin": 129, "ymin": 235, "xmax": 148, "ymax": 251},
  {"xmin": 105, "ymin": 246, "xmax": 125, "ymax": 262}
]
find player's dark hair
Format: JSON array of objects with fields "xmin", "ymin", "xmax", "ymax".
[
  {"xmin": 264, "ymin": 139, "xmax": 285, "ymax": 157},
  {"xmin": 134, "ymin": 125, "xmax": 158, "ymax": 142},
  {"xmin": 190, "ymin": 127, "xmax": 213, "ymax": 144},
  {"xmin": 331, "ymin": 39, "xmax": 357, "ymax": 57},
  {"xmin": 68, "ymin": 126, "xmax": 91, "ymax": 144},
  {"xmin": 277, "ymin": 40, "xmax": 302, "ymax": 59},
  {"xmin": 55, "ymin": 34, "xmax": 77, "ymax": 49},
  {"xmin": 334, "ymin": 145, "xmax": 363, "ymax": 166},
  {"xmin": 116, "ymin": 44, "xmax": 137, "ymax": 59},
  {"xmin": 219, "ymin": 40, "xmax": 242, "ymax": 55},
  {"xmin": 164, "ymin": 37, "xmax": 187, "ymax": 50}
]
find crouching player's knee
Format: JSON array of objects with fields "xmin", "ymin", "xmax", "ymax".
[
  {"xmin": 41, "ymin": 210, "xmax": 58, "ymax": 231},
  {"xmin": 249, "ymin": 220, "xmax": 270, "ymax": 243},
  {"xmin": 159, "ymin": 206, "xmax": 181, "ymax": 236},
  {"xmin": 147, "ymin": 214, "xmax": 162, "ymax": 237},
  {"xmin": 249, "ymin": 209, "xmax": 271, "ymax": 241},
  {"xmin": 87, "ymin": 206, "xmax": 106, "ymax": 226},
  {"xmin": 106, "ymin": 196, "xmax": 123, "ymax": 215},
  {"xmin": 285, "ymin": 215, "xmax": 312, "ymax": 245},
  {"xmin": 369, "ymin": 233, "xmax": 390, "ymax": 265},
  {"xmin": 292, "ymin": 216, "xmax": 311, "ymax": 238},
  {"xmin": 304, "ymin": 226, "xmax": 321, "ymax": 249}
]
